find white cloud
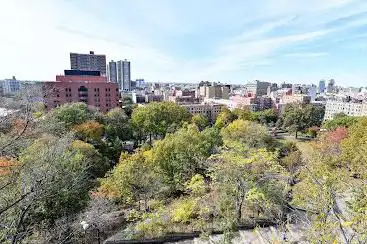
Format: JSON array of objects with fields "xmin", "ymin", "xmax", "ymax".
[
  {"xmin": 0, "ymin": 0, "xmax": 367, "ymax": 85},
  {"xmin": 284, "ymin": 52, "xmax": 329, "ymax": 58}
]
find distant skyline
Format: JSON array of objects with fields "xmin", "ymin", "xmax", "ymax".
[{"xmin": 1, "ymin": 0, "xmax": 367, "ymax": 86}]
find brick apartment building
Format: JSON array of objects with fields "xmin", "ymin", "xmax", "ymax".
[{"xmin": 43, "ymin": 70, "xmax": 119, "ymax": 112}]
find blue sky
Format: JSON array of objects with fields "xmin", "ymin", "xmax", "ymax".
[{"xmin": 1, "ymin": 0, "xmax": 367, "ymax": 86}]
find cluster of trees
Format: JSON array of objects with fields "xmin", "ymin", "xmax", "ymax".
[
  {"xmin": 97, "ymin": 118, "xmax": 290, "ymax": 240},
  {"xmin": 0, "ymin": 92, "xmax": 195, "ymax": 243},
  {"xmin": 214, "ymin": 104, "xmax": 325, "ymax": 138},
  {"xmin": 289, "ymin": 117, "xmax": 367, "ymax": 242},
  {"xmin": 5, "ymin": 90, "xmax": 366, "ymax": 243}
]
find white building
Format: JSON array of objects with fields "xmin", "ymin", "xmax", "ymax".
[
  {"xmin": 181, "ymin": 103, "xmax": 223, "ymax": 123},
  {"xmin": 3, "ymin": 77, "xmax": 21, "ymax": 95},
  {"xmin": 324, "ymin": 99, "xmax": 367, "ymax": 120}
]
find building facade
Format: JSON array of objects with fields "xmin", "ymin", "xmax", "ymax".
[
  {"xmin": 135, "ymin": 79, "xmax": 145, "ymax": 88},
  {"xmin": 44, "ymin": 73, "xmax": 119, "ymax": 112},
  {"xmin": 181, "ymin": 103, "xmax": 223, "ymax": 123},
  {"xmin": 324, "ymin": 99, "xmax": 367, "ymax": 120},
  {"xmin": 117, "ymin": 60, "xmax": 131, "ymax": 91},
  {"xmin": 108, "ymin": 60, "xmax": 117, "ymax": 83},
  {"xmin": 196, "ymin": 84, "xmax": 230, "ymax": 99},
  {"xmin": 327, "ymin": 79, "xmax": 336, "ymax": 93},
  {"xmin": 231, "ymin": 95, "xmax": 273, "ymax": 111},
  {"xmin": 246, "ymin": 80, "xmax": 271, "ymax": 97},
  {"xmin": 70, "ymin": 51, "xmax": 107, "ymax": 76},
  {"xmin": 3, "ymin": 77, "xmax": 21, "ymax": 95},
  {"xmin": 319, "ymin": 80, "xmax": 326, "ymax": 93}
]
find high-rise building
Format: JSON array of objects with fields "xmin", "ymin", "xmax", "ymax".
[
  {"xmin": 117, "ymin": 59, "xmax": 131, "ymax": 91},
  {"xmin": 246, "ymin": 80, "xmax": 271, "ymax": 97},
  {"xmin": 319, "ymin": 80, "xmax": 326, "ymax": 93},
  {"xmin": 108, "ymin": 60, "xmax": 117, "ymax": 83},
  {"xmin": 327, "ymin": 79, "xmax": 336, "ymax": 93},
  {"xmin": 70, "ymin": 51, "xmax": 107, "ymax": 76}
]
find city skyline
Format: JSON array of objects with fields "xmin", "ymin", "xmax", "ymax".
[{"xmin": 1, "ymin": 0, "xmax": 367, "ymax": 86}]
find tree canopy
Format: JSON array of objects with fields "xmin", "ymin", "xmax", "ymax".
[
  {"xmin": 131, "ymin": 102, "xmax": 191, "ymax": 143},
  {"xmin": 278, "ymin": 103, "xmax": 325, "ymax": 137}
]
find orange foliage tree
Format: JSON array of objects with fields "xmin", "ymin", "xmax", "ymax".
[{"xmin": 73, "ymin": 120, "xmax": 104, "ymax": 142}]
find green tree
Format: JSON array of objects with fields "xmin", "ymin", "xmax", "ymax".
[
  {"xmin": 232, "ymin": 106, "xmax": 252, "ymax": 121},
  {"xmin": 210, "ymin": 145, "xmax": 287, "ymax": 223},
  {"xmin": 131, "ymin": 102, "xmax": 191, "ymax": 144},
  {"xmin": 214, "ymin": 108, "xmax": 237, "ymax": 129},
  {"xmin": 341, "ymin": 117, "xmax": 367, "ymax": 177},
  {"xmin": 48, "ymin": 102, "xmax": 99, "ymax": 129},
  {"xmin": 191, "ymin": 114, "xmax": 209, "ymax": 131},
  {"xmin": 104, "ymin": 107, "xmax": 132, "ymax": 141},
  {"xmin": 0, "ymin": 135, "xmax": 95, "ymax": 243},
  {"xmin": 221, "ymin": 119, "xmax": 273, "ymax": 149},
  {"xmin": 323, "ymin": 115, "xmax": 359, "ymax": 130},
  {"xmin": 252, "ymin": 109, "xmax": 278, "ymax": 125},
  {"xmin": 279, "ymin": 103, "xmax": 325, "ymax": 138},
  {"xmin": 98, "ymin": 150, "xmax": 159, "ymax": 209},
  {"xmin": 150, "ymin": 125, "xmax": 220, "ymax": 194}
]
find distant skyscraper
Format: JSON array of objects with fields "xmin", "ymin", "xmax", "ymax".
[
  {"xmin": 319, "ymin": 80, "xmax": 326, "ymax": 93},
  {"xmin": 108, "ymin": 60, "xmax": 117, "ymax": 83},
  {"xmin": 70, "ymin": 51, "xmax": 107, "ymax": 75},
  {"xmin": 327, "ymin": 79, "xmax": 336, "ymax": 93},
  {"xmin": 117, "ymin": 59, "xmax": 131, "ymax": 91}
]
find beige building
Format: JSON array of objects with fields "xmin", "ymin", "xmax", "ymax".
[
  {"xmin": 246, "ymin": 80, "xmax": 271, "ymax": 97},
  {"xmin": 324, "ymin": 100, "xmax": 367, "ymax": 120},
  {"xmin": 197, "ymin": 85, "xmax": 229, "ymax": 99},
  {"xmin": 181, "ymin": 103, "xmax": 223, "ymax": 123},
  {"xmin": 280, "ymin": 94, "xmax": 311, "ymax": 105}
]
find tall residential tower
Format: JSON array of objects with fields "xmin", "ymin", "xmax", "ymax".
[
  {"xmin": 70, "ymin": 51, "xmax": 107, "ymax": 76},
  {"xmin": 319, "ymin": 80, "xmax": 326, "ymax": 93},
  {"xmin": 108, "ymin": 60, "xmax": 117, "ymax": 83},
  {"xmin": 117, "ymin": 59, "xmax": 131, "ymax": 91}
]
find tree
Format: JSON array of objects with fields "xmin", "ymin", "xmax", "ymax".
[
  {"xmin": 150, "ymin": 125, "xmax": 220, "ymax": 195},
  {"xmin": 252, "ymin": 109, "xmax": 278, "ymax": 125},
  {"xmin": 221, "ymin": 119, "xmax": 273, "ymax": 149},
  {"xmin": 214, "ymin": 108, "xmax": 237, "ymax": 129},
  {"xmin": 341, "ymin": 118, "xmax": 367, "ymax": 177},
  {"xmin": 104, "ymin": 107, "xmax": 132, "ymax": 141},
  {"xmin": 131, "ymin": 102, "xmax": 191, "ymax": 144},
  {"xmin": 71, "ymin": 140, "xmax": 109, "ymax": 179},
  {"xmin": 0, "ymin": 135, "xmax": 95, "ymax": 243},
  {"xmin": 232, "ymin": 106, "xmax": 252, "ymax": 121},
  {"xmin": 323, "ymin": 115, "xmax": 359, "ymax": 130},
  {"xmin": 210, "ymin": 145, "xmax": 287, "ymax": 223},
  {"xmin": 191, "ymin": 114, "xmax": 209, "ymax": 131},
  {"xmin": 98, "ymin": 150, "xmax": 159, "ymax": 209},
  {"xmin": 73, "ymin": 120, "xmax": 104, "ymax": 142},
  {"xmin": 50, "ymin": 102, "xmax": 98, "ymax": 128},
  {"xmin": 279, "ymin": 103, "xmax": 325, "ymax": 138}
]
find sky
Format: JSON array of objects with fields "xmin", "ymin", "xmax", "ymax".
[{"xmin": 1, "ymin": 0, "xmax": 367, "ymax": 86}]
